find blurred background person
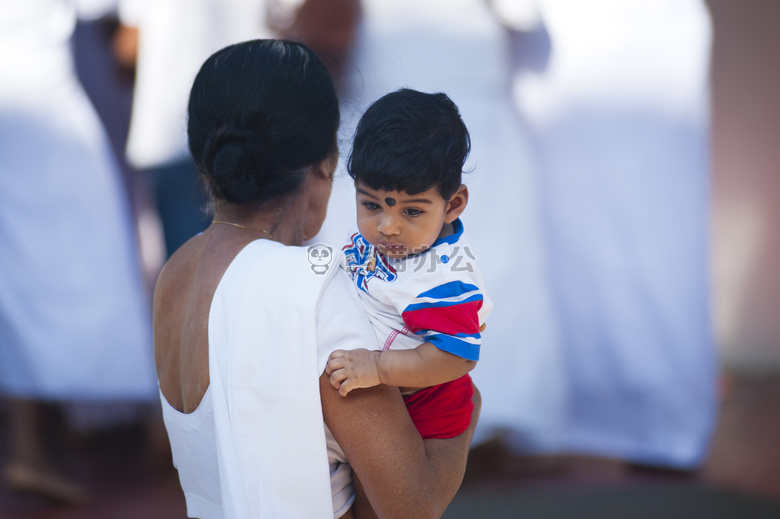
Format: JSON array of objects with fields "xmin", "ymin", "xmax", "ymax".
[
  {"xmin": 113, "ymin": 0, "xmax": 359, "ymax": 260},
  {"xmin": 309, "ymin": 0, "xmax": 567, "ymax": 452},
  {"xmin": 0, "ymin": 0, "xmax": 157, "ymax": 503},
  {"xmin": 493, "ymin": 0, "xmax": 717, "ymax": 469},
  {"xmin": 113, "ymin": 0, "xmax": 270, "ymax": 260}
]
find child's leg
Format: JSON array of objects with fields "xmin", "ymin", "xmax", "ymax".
[{"xmin": 403, "ymin": 375, "xmax": 474, "ymax": 439}]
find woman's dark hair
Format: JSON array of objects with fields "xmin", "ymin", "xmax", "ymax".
[
  {"xmin": 347, "ymin": 88, "xmax": 470, "ymax": 200},
  {"xmin": 188, "ymin": 39, "xmax": 340, "ymax": 206}
]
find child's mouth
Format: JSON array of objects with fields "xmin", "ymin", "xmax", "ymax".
[{"xmin": 380, "ymin": 241, "xmax": 406, "ymax": 254}]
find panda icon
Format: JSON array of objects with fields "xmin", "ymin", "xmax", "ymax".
[{"xmin": 307, "ymin": 244, "xmax": 333, "ymax": 275}]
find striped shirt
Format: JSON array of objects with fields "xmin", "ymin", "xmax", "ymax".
[{"xmin": 342, "ymin": 219, "xmax": 492, "ymax": 361}]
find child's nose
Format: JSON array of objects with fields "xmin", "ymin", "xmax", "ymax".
[{"xmin": 378, "ymin": 214, "xmax": 400, "ymax": 236}]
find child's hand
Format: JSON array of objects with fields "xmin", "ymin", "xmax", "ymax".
[{"xmin": 325, "ymin": 348, "xmax": 382, "ymax": 397}]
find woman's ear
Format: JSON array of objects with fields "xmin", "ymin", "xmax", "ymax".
[
  {"xmin": 444, "ymin": 185, "xmax": 469, "ymax": 223},
  {"xmin": 315, "ymin": 151, "xmax": 339, "ymax": 181}
]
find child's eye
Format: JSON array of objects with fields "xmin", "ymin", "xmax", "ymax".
[
  {"xmin": 361, "ymin": 201, "xmax": 380, "ymax": 211},
  {"xmin": 405, "ymin": 208, "xmax": 423, "ymax": 217}
]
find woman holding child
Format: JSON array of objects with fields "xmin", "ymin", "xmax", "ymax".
[{"xmin": 153, "ymin": 39, "xmax": 479, "ymax": 518}]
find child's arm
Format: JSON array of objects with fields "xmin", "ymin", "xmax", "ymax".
[{"xmin": 326, "ymin": 343, "xmax": 476, "ymax": 397}]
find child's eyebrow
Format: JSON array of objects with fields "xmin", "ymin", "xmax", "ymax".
[
  {"xmin": 401, "ymin": 198, "xmax": 434, "ymax": 204},
  {"xmin": 356, "ymin": 187, "xmax": 434, "ymax": 205},
  {"xmin": 356, "ymin": 187, "xmax": 378, "ymax": 198}
]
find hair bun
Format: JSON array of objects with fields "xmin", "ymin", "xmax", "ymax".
[
  {"xmin": 204, "ymin": 127, "xmax": 273, "ymax": 204},
  {"xmin": 187, "ymin": 39, "xmax": 340, "ymax": 207}
]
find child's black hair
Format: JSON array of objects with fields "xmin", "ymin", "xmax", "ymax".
[{"xmin": 347, "ymin": 88, "xmax": 470, "ymax": 200}]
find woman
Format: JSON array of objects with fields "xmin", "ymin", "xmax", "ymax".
[{"xmin": 153, "ymin": 39, "xmax": 479, "ymax": 519}]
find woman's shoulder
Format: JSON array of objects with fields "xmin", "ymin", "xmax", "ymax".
[
  {"xmin": 207, "ymin": 241, "xmax": 344, "ymax": 328},
  {"xmin": 225, "ymin": 240, "xmax": 340, "ymax": 288}
]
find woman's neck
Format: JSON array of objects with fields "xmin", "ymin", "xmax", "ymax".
[{"xmin": 211, "ymin": 197, "xmax": 308, "ymax": 246}]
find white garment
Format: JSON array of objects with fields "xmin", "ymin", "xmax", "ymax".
[
  {"xmin": 0, "ymin": 0, "xmax": 156, "ymax": 401},
  {"xmin": 161, "ymin": 240, "xmax": 375, "ymax": 518},
  {"xmin": 161, "ymin": 386, "xmax": 222, "ymax": 518},
  {"xmin": 310, "ymin": 0, "xmax": 565, "ymax": 450},
  {"xmin": 506, "ymin": 0, "xmax": 716, "ymax": 467},
  {"xmin": 119, "ymin": 0, "xmax": 274, "ymax": 168}
]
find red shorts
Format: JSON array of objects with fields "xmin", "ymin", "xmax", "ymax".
[{"xmin": 403, "ymin": 374, "xmax": 474, "ymax": 439}]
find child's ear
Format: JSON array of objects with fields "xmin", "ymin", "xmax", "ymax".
[{"xmin": 444, "ymin": 185, "xmax": 469, "ymax": 224}]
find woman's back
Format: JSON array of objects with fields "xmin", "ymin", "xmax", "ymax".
[
  {"xmin": 154, "ymin": 231, "xmax": 248, "ymax": 414},
  {"xmin": 153, "ymin": 231, "xmax": 247, "ymax": 518},
  {"xmin": 155, "ymin": 237, "xmax": 335, "ymax": 518}
]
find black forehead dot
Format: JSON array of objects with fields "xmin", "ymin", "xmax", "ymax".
[{"xmin": 385, "ymin": 197, "xmax": 397, "ymax": 207}]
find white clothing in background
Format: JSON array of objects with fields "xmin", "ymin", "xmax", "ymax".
[
  {"xmin": 503, "ymin": 0, "xmax": 716, "ymax": 467},
  {"xmin": 0, "ymin": 0, "xmax": 156, "ymax": 401},
  {"xmin": 119, "ymin": 0, "xmax": 277, "ymax": 169}
]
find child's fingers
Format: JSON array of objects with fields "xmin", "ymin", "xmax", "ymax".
[
  {"xmin": 329, "ymin": 368, "xmax": 347, "ymax": 390},
  {"xmin": 325, "ymin": 355, "xmax": 346, "ymax": 375},
  {"xmin": 338, "ymin": 379, "xmax": 354, "ymax": 397}
]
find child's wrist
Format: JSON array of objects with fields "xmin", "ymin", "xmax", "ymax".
[{"xmin": 373, "ymin": 350, "xmax": 384, "ymax": 385}]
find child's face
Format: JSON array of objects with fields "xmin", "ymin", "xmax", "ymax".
[{"xmin": 355, "ymin": 182, "xmax": 461, "ymax": 259}]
